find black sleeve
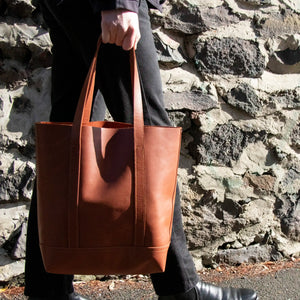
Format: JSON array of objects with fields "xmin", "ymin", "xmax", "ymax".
[{"xmin": 89, "ymin": 0, "xmax": 140, "ymax": 13}]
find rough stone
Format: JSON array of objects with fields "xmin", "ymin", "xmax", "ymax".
[
  {"xmin": 243, "ymin": 172, "xmax": 276, "ymax": 194},
  {"xmin": 193, "ymin": 166, "xmax": 236, "ymax": 195},
  {"xmin": 194, "ymin": 38, "xmax": 265, "ymax": 77},
  {"xmin": 213, "ymin": 244, "xmax": 281, "ymax": 266},
  {"xmin": 274, "ymin": 192, "xmax": 300, "ymax": 242},
  {"xmin": 244, "ymin": 72, "xmax": 300, "ymax": 93},
  {"xmin": 11, "ymin": 221, "xmax": 27, "ymax": 259},
  {"xmin": 255, "ymin": 11, "xmax": 300, "ymax": 38},
  {"xmin": 199, "ymin": 6, "xmax": 240, "ymax": 29},
  {"xmin": 5, "ymin": 0, "xmax": 36, "ymax": 18},
  {"xmin": 0, "ymin": 248, "xmax": 25, "ymax": 282},
  {"xmin": 0, "ymin": 60, "xmax": 28, "ymax": 86},
  {"xmin": 280, "ymin": 163, "xmax": 300, "ymax": 195},
  {"xmin": 189, "ymin": 124, "xmax": 267, "ymax": 167},
  {"xmin": 153, "ymin": 31, "xmax": 186, "ymax": 68},
  {"xmin": 194, "ymin": 108, "xmax": 230, "ymax": 133},
  {"xmin": 268, "ymin": 47, "xmax": 300, "ymax": 74},
  {"xmin": 160, "ymin": 67, "xmax": 216, "ymax": 94},
  {"xmin": 280, "ymin": 0, "xmax": 300, "ymax": 12},
  {"xmin": 269, "ymin": 89, "xmax": 300, "ymax": 110},
  {"xmin": 151, "ymin": 3, "xmax": 239, "ymax": 34},
  {"xmin": 168, "ymin": 111, "xmax": 191, "ymax": 131},
  {"xmin": 177, "ymin": 0, "xmax": 223, "ymax": 9},
  {"xmin": 236, "ymin": 0, "xmax": 273, "ymax": 7},
  {"xmin": 181, "ymin": 185, "xmax": 277, "ymax": 259},
  {"xmin": 226, "ymin": 83, "xmax": 263, "ymax": 117},
  {"xmin": 151, "ymin": 2, "xmax": 207, "ymax": 34},
  {"xmin": 232, "ymin": 141, "xmax": 279, "ymax": 175},
  {"xmin": 231, "ymin": 115, "xmax": 285, "ymax": 135},
  {"xmin": 0, "ymin": 162, "xmax": 35, "ymax": 202},
  {"xmin": 164, "ymin": 91, "xmax": 218, "ymax": 112},
  {"xmin": 0, "ymin": 20, "xmax": 51, "ymax": 65},
  {"xmin": 290, "ymin": 123, "xmax": 300, "ymax": 149},
  {"xmin": 0, "ymin": 203, "xmax": 28, "ymax": 247}
]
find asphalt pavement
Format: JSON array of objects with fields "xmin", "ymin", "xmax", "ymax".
[{"xmin": 0, "ymin": 267, "xmax": 299, "ymax": 299}]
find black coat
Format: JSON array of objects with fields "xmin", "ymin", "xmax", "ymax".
[{"xmin": 88, "ymin": 0, "xmax": 166, "ymax": 13}]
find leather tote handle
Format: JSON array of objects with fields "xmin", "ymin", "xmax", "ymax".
[{"xmin": 68, "ymin": 37, "xmax": 146, "ymax": 247}]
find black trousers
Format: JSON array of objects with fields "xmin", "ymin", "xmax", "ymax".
[{"xmin": 24, "ymin": 0, "xmax": 199, "ymax": 297}]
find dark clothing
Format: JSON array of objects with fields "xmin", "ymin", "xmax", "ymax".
[
  {"xmin": 25, "ymin": 0, "xmax": 199, "ymax": 297},
  {"xmin": 88, "ymin": 0, "xmax": 166, "ymax": 13}
]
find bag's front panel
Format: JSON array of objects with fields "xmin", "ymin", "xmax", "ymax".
[
  {"xmin": 143, "ymin": 127, "xmax": 182, "ymax": 247},
  {"xmin": 79, "ymin": 126, "xmax": 135, "ymax": 247},
  {"xmin": 41, "ymin": 245, "xmax": 168, "ymax": 275},
  {"xmin": 36, "ymin": 123, "xmax": 72, "ymax": 247}
]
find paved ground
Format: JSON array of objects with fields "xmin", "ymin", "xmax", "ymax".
[
  {"xmin": 219, "ymin": 268, "xmax": 300, "ymax": 300},
  {"xmin": 0, "ymin": 260, "xmax": 299, "ymax": 300}
]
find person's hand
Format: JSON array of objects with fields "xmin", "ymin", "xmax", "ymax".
[{"xmin": 101, "ymin": 9, "xmax": 140, "ymax": 51}]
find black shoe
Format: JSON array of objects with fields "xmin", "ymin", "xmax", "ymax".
[
  {"xmin": 28, "ymin": 292, "xmax": 90, "ymax": 300},
  {"xmin": 158, "ymin": 281, "xmax": 258, "ymax": 300}
]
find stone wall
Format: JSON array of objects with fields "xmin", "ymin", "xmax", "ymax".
[{"xmin": 0, "ymin": 0, "xmax": 299, "ymax": 283}]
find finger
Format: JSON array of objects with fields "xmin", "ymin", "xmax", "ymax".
[
  {"xmin": 115, "ymin": 25, "xmax": 126, "ymax": 47},
  {"xmin": 109, "ymin": 26, "xmax": 118, "ymax": 44},
  {"xmin": 122, "ymin": 27, "xmax": 136, "ymax": 51},
  {"xmin": 101, "ymin": 24, "xmax": 110, "ymax": 44}
]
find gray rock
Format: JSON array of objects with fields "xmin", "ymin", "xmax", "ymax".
[
  {"xmin": 255, "ymin": 11, "xmax": 300, "ymax": 38},
  {"xmin": 290, "ymin": 123, "xmax": 300, "ymax": 149},
  {"xmin": 0, "ymin": 203, "xmax": 28, "ymax": 247},
  {"xmin": 0, "ymin": 248, "xmax": 25, "ymax": 282},
  {"xmin": 168, "ymin": 111, "xmax": 191, "ymax": 131},
  {"xmin": 268, "ymin": 89, "xmax": 300, "ymax": 109},
  {"xmin": 0, "ymin": 162, "xmax": 35, "ymax": 202},
  {"xmin": 164, "ymin": 91, "xmax": 218, "ymax": 112},
  {"xmin": 226, "ymin": 83, "xmax": 263, "ymax": 117},
  {"xmin": 5, "ymin": 0, "xmax": 36, "ymax": 18},
  {"xmin": 0, "ymin": 19, "xmax": 52, "ymax": 65},
  {"xmin": 11, "ymin": 96, "xmax": 33, "ymax": 114},
  {"xmin": 11, "ymin": 222, "xmax": 27, "ymax": 259},
  {"xmin": 151, "ymin": 5, "xmax": 239, "ymax": 34},
  {"xmin": 182, "ymin": 190, "xmax": 254, "ymax": 250},
  {"xmin": 188, "ymin": 124, "xmax": 267, "ymax": 167},
  {"xmin": 0, "ymin": 59, "xmax": 28, "ymax": 86},
  {"xmin": 153, "ymin": 32, "xmax": 186, "ymax": 68},
  {"xmin": 221, "ymin": 197, "xmax": 243, "ymax": 217},
  {"xmin": 281, "ymin": 216, "xmax": 300, "ymax": 242},
  {"xmin": 200, "ymin": 6, "xmax": 240, "ymax": 29},
  {"xmin": 236, "ymin": 0, "xmax": 272, "ymax": 6},
  {"xmin": 274, "ymin": 193, "xmax": 300, "ymax": 242},
  {"xmin": 151, "ymin": 4, "xmax": 207, "ymax": 34},
  {"xmin": 267, "ymin": 47, "xmax": 300, "ymax": 74},
  {"xmin": 194, "ymin": 38, "xmax": 265, "ymax": 77},
  {"xmin": 213, "ymin": 244, "xmax": 282, "ymax": 266}
]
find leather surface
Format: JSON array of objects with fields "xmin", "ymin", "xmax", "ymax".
[{"xmin": 35, "ymin": 37, "xmax": 181, "ymax": 275}]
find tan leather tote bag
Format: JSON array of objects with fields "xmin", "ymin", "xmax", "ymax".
[{"xmin": 35, "ymin": 38, "xmax": 182, "ymax": 275}]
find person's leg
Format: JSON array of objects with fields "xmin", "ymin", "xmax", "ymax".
[
  {"xmin": 94, "ymin": 0, "xmax": 200, "ymax": 295},
  {"xmin": 134, "ymin": 0, "xmax": 200, "ymax": 295},
  {"xmin": 25, "ymin": 182, "xmax": 74, "ymax": 297},
  {"xmin": 24, "ymin": 1, "xmax": 96, "ymax": 297}
]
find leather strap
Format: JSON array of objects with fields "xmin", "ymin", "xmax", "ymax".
[
  {"xmin": 68, "ymin": 37, "xmax": 146, "ymax": 247},
  {"xmin": 130, "ymin": 50, "xmax": 146, "ymax": 247}
]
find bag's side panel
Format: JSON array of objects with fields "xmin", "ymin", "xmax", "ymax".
[
  {"xmin": 79, "ymin": 126, "xmax": 135, "ymax": 247},
  {"xmin": 144, "ymin": 127, "xmax": 182, "ymax": 247},
  {"xmin": 36, "ymin": 123, "xmax": 72, "ymax": 248}
]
